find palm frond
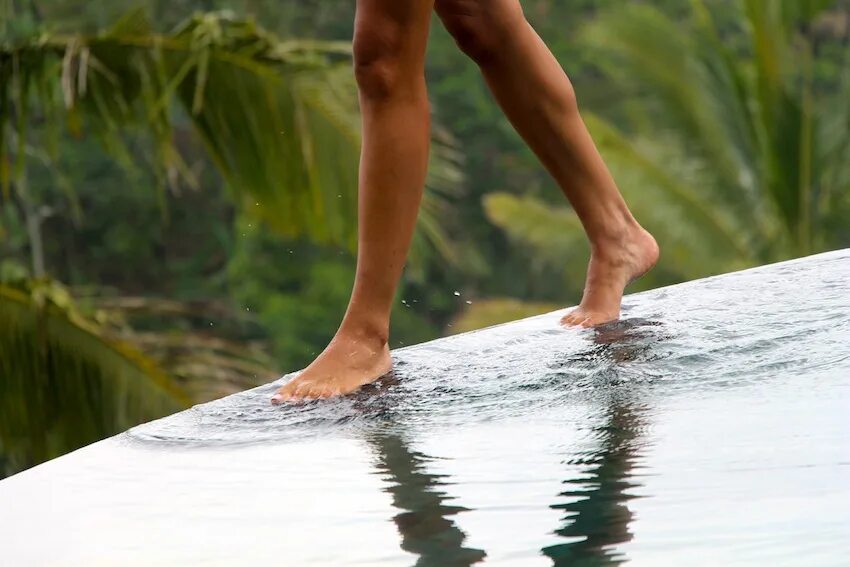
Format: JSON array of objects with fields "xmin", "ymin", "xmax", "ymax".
[
  {"xmin": 581, "ymin": 3, "xmax": 758, "ymax": 206},
  {"xmin": 483, "ymin": 192, "xmax": 584, "ymax": 265},
  {"xmin": 580, "ymin": 1, "xmax": 850, "ymax": 260},
  {"xmin": 0, "ymin": 10, "xmax": 465, "ymax": 269},
  {"xmin": 0, "ymin": 281, "xmax": 186, "ymax": 476},
  {"xmin": 85, "ymin": 293, "xmax": 280, "ymax": 401},
  {"xmin": 584, "ymin": 113, "xmax": 758, "ymax": 275}
]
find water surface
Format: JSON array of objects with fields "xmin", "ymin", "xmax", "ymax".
[{"xmin": 1, "ymin": 251, "xmax": 849, "ymax": 565}]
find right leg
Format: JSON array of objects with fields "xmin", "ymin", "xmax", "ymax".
[
  {"xmin": 436, "ymin": 0, "xmax": 658, "ymax": 327},
  {"xmin": 272, "ymin": 0, "xmax": 434, "ymax": 403}
]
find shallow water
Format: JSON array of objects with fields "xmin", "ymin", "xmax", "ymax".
[{"xmin": 1, "ymin": 251, "xmax": 849, "ymax": 565}]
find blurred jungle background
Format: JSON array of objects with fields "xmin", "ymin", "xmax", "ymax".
[{"xmin": 2, "ymin": 0, "xmax": 849, "ymax": 476}]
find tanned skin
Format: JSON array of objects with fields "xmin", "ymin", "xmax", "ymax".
[{"xmin": 272, "ymin": 0, "xmax": 659, "ymax": 404}]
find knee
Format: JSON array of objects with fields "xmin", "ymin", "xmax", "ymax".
[
  {"xmin": 439, "ymin": 13, "xmax": 498, "ymax": 65},
  {"xmin": 352, "ymin": 24, "xmax": 407, "ymax": 101},
  {"xmin": 437, "ymin": 1, "xmax": 522, "ymax": 66}
]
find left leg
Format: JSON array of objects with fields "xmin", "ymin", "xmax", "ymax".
[
  {"xmin": 272, "ymin": 0, "xmax": 434, "ymax": 403},
  {"xmin": 436, "ymin": 0, "xmax": 658, "ymax": 326}
]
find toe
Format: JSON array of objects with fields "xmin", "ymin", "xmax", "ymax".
[
  {"xmin": 271, "ymin": 385, "xmax": 293, "ymax": 405},
  {"xmin": 292, "ymin": 381, "xmax": 314, "ymax": 401},
  {"xmin": 271, "ymin": 379, "xmax": 344, "ymax": 403},
  {"xmin": 561, "ymin": 310, "xmax": 583, "ymax": 327},
  {"xmin": 315, "ymin": 385, "xmax": 335, "ymax": 399},
  {"xmin": 271, "ymin": 372, "xmax": 306, "ymax": 404},
  {"xmin": 581, "ymin": 312, "xmax": 618, "ymax": 328},
  {"xmin": 323, "ymin": 384, "xmax": 344, "ymax": 399}
]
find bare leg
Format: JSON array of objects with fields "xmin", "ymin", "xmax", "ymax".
[
  {"xmin": 436, "ymin": 0, "xmax": 659, "ymax": 327},
  {"xmin": 273, "ymin": 0, "xmax": 434, "ymax": 403}
]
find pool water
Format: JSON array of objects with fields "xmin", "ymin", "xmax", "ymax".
[{"xmin": 1, "ymin": 251, "xmax": 849, "ymax": 565}]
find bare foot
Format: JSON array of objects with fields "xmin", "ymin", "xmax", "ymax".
[
  {"xmin": 271, "ymin": 328, "xmax": 392, "ymax": 404},
  {"xmin": 561, "ymin": 224, "xmax": 659, "ymax": 328}
]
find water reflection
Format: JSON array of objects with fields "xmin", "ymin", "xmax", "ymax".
[
  {"xmin": 361, "ymin": 321, "xmax": 657, "ymax": 566},
  {"xmin": 542, "ymin": 400, "xmax": 646, "ymax": 565},
  {"xmin": 366, "ymin": 429, "xmax": 486, "ymax": 566},
  {"xmin": 543, "ymin": 322, "xmax": 654, "ymax": 565}
]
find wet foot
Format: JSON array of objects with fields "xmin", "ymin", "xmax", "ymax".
[
  {"xmin": 271, "ymin": 328, "xmax": 392, "ymax": 404},
  {"xmin": 561, "ymin": 224, "xmax": 659, "ymax": 328}
]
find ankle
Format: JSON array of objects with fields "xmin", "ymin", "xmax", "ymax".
[
  {"xmin": 588, "ymin": 216, "xmax": 641, "ymax": 254},
  {"xmin": 337, "ymin": 318, "xmax": 390, "ymax": 347}
]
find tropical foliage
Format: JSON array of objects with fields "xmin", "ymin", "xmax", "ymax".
[
  {"xmin": 586, "ymin": 0, "xmax": 850, "ymax": 259},
  {"xmin": 0, "ymin": 279, "xmax": 186, "ymax": 476},
  {"xmin": 484, "ymin": 0, "xmax": 850, "ymax": 284},
  {"xmin": 469, "ymin": 0, "xmax": 850, "ymax": 323},
  {"xmin": 1, "ymin": 8, "xmax": 463, "ymax": 273}
]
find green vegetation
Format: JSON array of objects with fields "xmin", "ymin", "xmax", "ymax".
[
  {"xmin": 0, "ymin": 279, "xmax": 185, "ymax": 475},
  {"xmin": 467, "ymin": 0, "xmax": 850, "ymax": 325},
  {"xmin": 2, "ymin": 0, "xmax": 849, "ymax": 476}
]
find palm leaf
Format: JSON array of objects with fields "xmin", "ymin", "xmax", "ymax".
[
  {"xmin": 483, "ymin": 192, "xmax": 584, "ymax": 265},
  {"xmin": 0, "ymin": 282, "xmax": 186, "ymax": 476},
  {"xmin": 579, "ymin": 1, "xmax": 850, "ymax": 261},
  {"xmin": 0, "ymin": 10, "xmax": 465, "ymax": 270},
  {"xmin": 87, "ymin": 293, "xmax": 280, "ymax": 401},
  {"xmin": 483, "ymin": 115, "xmax": 758, "ymax": 286},
  {"xmin": 583, "ymin": 113, "xmax": 757, "ymax": 275},
  {"xmin": 582, "ymin": 4, "xmax": 766, "ymax": 214}
]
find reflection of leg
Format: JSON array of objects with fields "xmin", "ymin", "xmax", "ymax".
[
  {"xmin": 367, "ymin": 432, "xmax": 486, "ymax": 566},
  {"xmin": 435, "ymin": 0, "xmax": 658, "ymax": 327},
  {"xmin": 273, "ymin": 0, "xmax": 434, "ymax": 403},
  {"xmin": 543, "ymin": 403, "xmax": 644, "ymax": 565}
]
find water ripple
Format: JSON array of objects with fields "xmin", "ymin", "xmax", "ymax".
[{"xmin": 128, "ymin": 250, "xmax": 850, "ymax": 451}]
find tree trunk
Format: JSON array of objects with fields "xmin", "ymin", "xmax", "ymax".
[{"xmin": 16, "ymin": 169, "xmax": 47, "ymax": 278}]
